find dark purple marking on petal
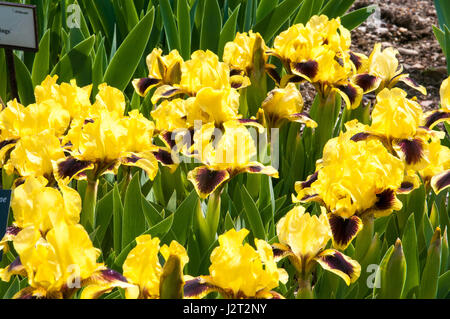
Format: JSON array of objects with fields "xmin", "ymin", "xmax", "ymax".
[
  {"xmin": 321, "ymin": 251, "xmax": 354, "ymax": 276},
  {"xmin": 8, "ymin": 257, "xmax": 22, "ymax": 272},
  {"xmin": 247, "ymin": 166, "xmax": 263, "ymax": 173},
  {"xmin": 137, "ymin": 78, "xmax": 160, "ymax": 95},
  {"xmin": 397, "ymin": 139, "xmax": 423, "ymax": 165},
  {"xmin": 435, "ymin": 171, "xmax": 450, "ymax": 191},
  {"xmin": 0, "ymin": 139, "xmax": 18, "ymax": 150},
  {"xmin": 301, "ymin": 171, "xmax": 318, "ymax": 189},
  {"xmin": 350, "ymin": 132, "xmax": 371, "ymax": 142},
  {"xmin": 153, "ymin": 149, "xmax": 175, "ymax": 166},
  {"xmin": 301, "ymin": 193, "xmax": 319, "ymax": 201},
  {"xmin": 57, "ymin": 157, "xmax": 92, "ymax": 180},
  {"xmin": 354, "ymin": 74, "xmax": 378, "ymax": 92},
  {"xmin": 286, "ymin": 75, "xmax": 304, "ymax": 83},
  {"xmin": 195, "ymin": 168, "xmax": 228, "ymax": 196},
  {"xmin": 292, "ymin": 60, "xmax": 319, "ymax": 79},
  {"xmin": 398, "ymin": 182, "xmax": 414, "ymax": 193},
  {"xmin": 403, "ymin": 77, "xmax": 420, "ymax": 87},
  {"xmin": 334, "ymin": 56, "xmax": 344, "ymax": 67},
  {"xmin": 329, "ymin": 215, "xmax": 362, "ymax": 249},
  {"xmin": 183, "ymin": 278, "xmax": 214, "ymax": 298},
  {"xmin": 337, "ymin": 84, "xmax": 358, "ymax": 105},
  {"xmin": 84, "ymin": 119, "xmax": 94, "ymax": 125},
  {"xmin": 6, "ymin": 226, "xmax": 21, "ymax": 236},
  {"xmin": 238, "ymin": 119, "xmax": 258, "ymax": 124},
  {"xmin": 230, "ymin": 69, "xmax": 243, "ymax": 77},
  {"xmin": 125, "ymin": 154, "xmax": 141, "ymax": 164},
  {"xmin": 162, "ymin": 88, "xmax": 180, "ymax": 97},
  {"xmin": 349, "ymin": 52, "xmax": 362, "ymax": 70},
  {"xmin": 160, "ymin": 131, "xmax": 177, "ymax": 149},
  {"xmin": 100, "ymin": 269, "xmax": 128, "ymax": 283},
  {"xmin": 424, "ymin": 111, "xmax": 450, "ymax": 128},
  {"xmin": 374, "ymin": 189, "xmax": 396, "ymax": 211},
  {"xmin": 231, "ymin": 80, "xmax": 244, "ymax": 89},
  {"xmin": 266, "ymin": 67, "xmax": 281, "ymax": 85},
  {"xmin": 13, "ymin": 178, "xmax": 25, "ymax": 188}
]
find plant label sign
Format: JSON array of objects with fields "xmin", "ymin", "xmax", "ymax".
[
  {"xmin": 0, "ymin": 1, "xmax": 38, "ymax": 52},
  {"xmin": 0, "ymin": 189, "xmax": 11, "ymax": 261}
]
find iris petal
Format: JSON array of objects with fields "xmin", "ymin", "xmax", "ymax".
[
  {"xmin": 423, "ymin": 110, "xmax": 450, "ymax": 129},
  {"xmin": 287, "ymin": 113, "xmax": 318, "ymax": 128},
  {"xmin": 328, "ymin": 214, "xmax": 363, "ymax": 250},
  {"xmin": 132, "ymin": 77, "xmax": 161, "ymax": 97},
  {"xmin": 151, "ymin": 85, "xmax": 183, "ymax": 105},
  {"xmin": 54, "ymin": 157, "xmax": 94, "ymax": 183},
  {"xmin": 187, "ymin": 166, "xmax": 230, "ymax": 199},
  {"xmin": 431, "ymin": 169, "xmax": 450, "ymax": 194},
  {"xmin": 353, "ymin": 74, "xmax": 381, "ymax": 93},
  {"xmin": 183, "ymin": 277, "xmax": 218, "ymax": 299},
  {"xmin": 335, "ymin": 83, "xmax": 363, "ymax": 110},
  {"xmin": 291, "ymin": 60, "xmax": 319, "ymax": 81},
  {"xmin": 81, "ymin": 268, "xmax": 134, "ymax": 299},
  {"xmin": 393, "ymin": 138, "xmax": 426, "ymax": 167},
  {"xmin": 371, "ymin": 188, "xmax": 403, "ymax": 218},
  {"xmin": 315, "ymin": 249, "xmax": 361, "ymax": 285}
]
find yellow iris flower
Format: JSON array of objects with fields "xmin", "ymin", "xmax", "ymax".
[
  {"xmin": 223, "ymin": 30, "xmax": 268, "ymax": 76},
  {"xmin": 188, "ymin": 121, "xmax": 278, "ymax": 198},
  {"xmin": 4, "ymin": 130, "xmax": 65, "ymax": 180},
  {"xmin": 423, "ymin": 75, "xmax": 450, "ymax": 129},
  {"xmin": 295, "ymin": 120, "xmax": 406, "ymax": 249},
  {"xmin": 184, "ymin": 229, "xmax": 287, "ymax": 299},
  {"xmin": 132, "ymin": 48, "xmax": 183, "ymax": 97},
  {"xmin": 353, "ymin": 43, "xmax": 426, "ymax": 95},
  {"xmin": 0, "ymin": 176, "xmax": 80, "ymax": 253},
  {"xmin": 151, "ymin": 50, "xmax": 250, "ymax": 104},
  {"xmin": 271, "ymin": 15, "xmax": 361, "ymax": 109},
  {"xmin": 85, "ymin": 235, "xmax": 189, "ymax": 299},
  {"xmin": 0, "ymin": 222, "xmax": 129, "ymax": 299},
  {"xmin": 258, "ymin": 83, "xmax": 317, "ymax": 128},
  {"xmin": 55, "ymin": 85, "xmax": 174, "ymax": 184},
  {"xmin": 275, "ymin": 206, "xmax": 361, "ymax": 286}
]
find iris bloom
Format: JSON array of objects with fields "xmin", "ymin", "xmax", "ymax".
[
  {"xmin": 188, "ymin": 121, "xmax": 278, "ymax": 198},
  {"xmin": 55, "ymin": 85, "xmax": 175, "ymax": 184},
  {"xmin": 34, "ymin": 75, "xmax": 93, "ymax": 120},
  {"xmin": 87, "ymin": 235, "xmax": 189, "ymax": 299},
  {"xmin": 0, "ymin": 176, "xmax": 80, "ymax": 252},
  {"xmin": 133, "ymin": 48, "xmax": 183, "ymax": 97},
  {"xmin": 223, "ymin": 30, "xmax": 270, "ymax": 78},
  {"xmin": 352, "ymin": 43, "xmax": 426, "ymax": 96},
  {"xmin": 270, "ymin": 15, "xmax": 362, "ymax": 109},
  {"xmin": 418, "ymin": 140, "xmax": 450, "ymax": 194},
  {"xmin": 151, "ymin": 50, "xmax": 250, "ymax": 104},
  {"xmin": 295, "ymin": 120, "xmax": 406, "ymax": 249},
  {"xmin": 0, "ymin": 222, "xmax": 130, "ymax": 299},
  {"xmin": 274, "ymin": 206, "xmax": 361, "ymax": 288},
  {"xmin": 258, "ymin": 83, "xmax": 317, "ymax": 129},
  {"xmin": 424, "ymin": 75, "xmax": 450, "ymax": 129},
  {"xmin": 184, "ymin": 229, "xmax": 288, "ymax": 299},
  {"xmin": 354, "ymin": 88, "xmax": 443, "ymax": 172},
  {"xmin": 0, "ymin": 99, "xmax": 70, "ymax": 169},
  {"xmin": 4, "ymin": 130, "xmax": 65, "ymax": 182}
]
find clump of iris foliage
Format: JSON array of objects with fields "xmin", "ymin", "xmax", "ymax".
[{"xmin": 0, "ymin": 0, "xmax": 448, "ymax": 299}]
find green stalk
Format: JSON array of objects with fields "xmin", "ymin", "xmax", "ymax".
[
  {"xmin": 296, "ymin": 276, "xmax": 314, "ymax": 299},
  {"xmin": 355, "ymin": 214, "xmax": 375, "ymax": 261},
  {"xmin": 82, "ymin": 178, "xmax": 99, "ymax": 231},
  {"xmin": 311, "ymin": 91, "xmax": 339, "ymax": 160},
  {"xmin": 205, "ymin": 189, "xmax": 222, "ymax": 244}
]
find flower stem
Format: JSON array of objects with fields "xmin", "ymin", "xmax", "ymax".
[
  {"xmin": 82, "ymin": 178, "xmax": 99, "ymax": 231},
  {"xmin": 296, "ymin": 277, "xmax": 313, "ymax": 299},
  {"xmin": 205, "ymin": 189, "xmax": 222, "ymax": 244},
  {"xmin": 355, "ymin": 214, "xmax": 375, "ymax": 261}
]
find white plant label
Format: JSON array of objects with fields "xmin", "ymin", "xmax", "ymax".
[{"xmin": 0, "ymin": 2, "xmax": 38, "ymax": 51}]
